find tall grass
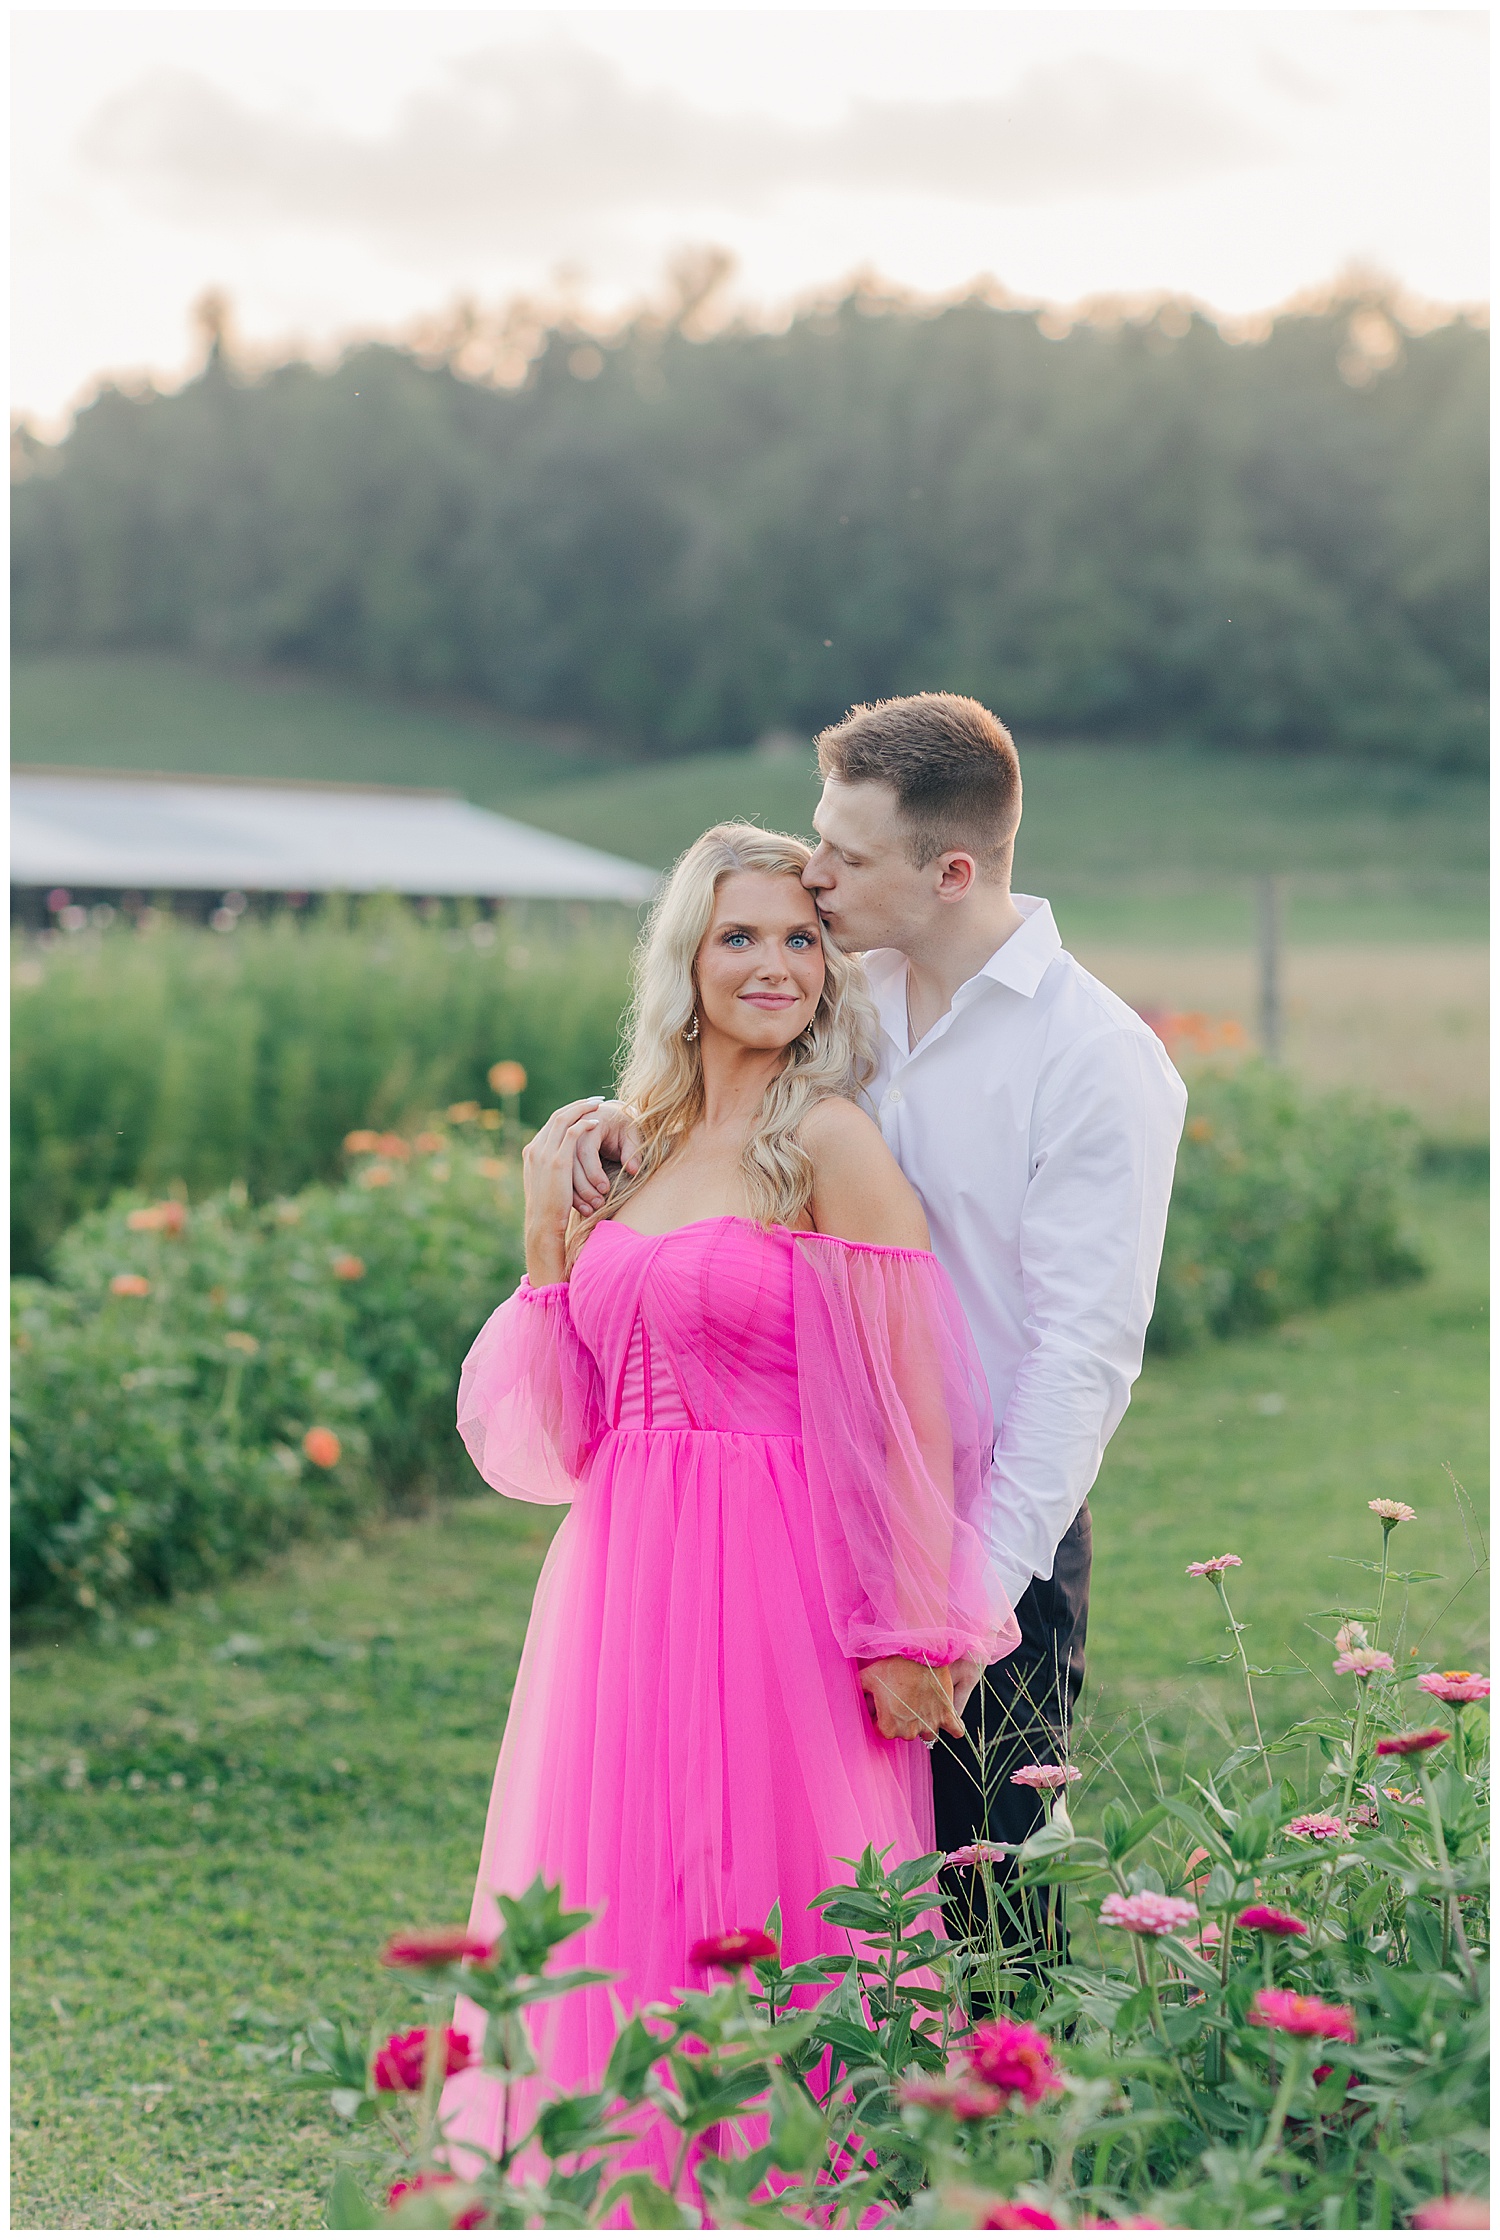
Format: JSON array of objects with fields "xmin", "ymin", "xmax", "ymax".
[{"xmin": 11, "ymin": 907, "xmax": 633, "ymax": 1274}]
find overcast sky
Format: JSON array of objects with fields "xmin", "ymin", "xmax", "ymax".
[{"xmin": 12, "ymin": 7, "xmax": 1489, "ymax": 429}]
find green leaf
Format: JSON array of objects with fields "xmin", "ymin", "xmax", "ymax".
[
  {"xmin": 325, "ymin": 2168, "xmax": 380, "ymax": 2229},
  {"xmin": 599, "ymin": 2172, "xmax": 694, "ymax": 2228},
  {"xmin": 768, "ymin": 2072, "xmax": 828, "ymax": 2175},
  {"xmin": 1111, "ymin": 1985, "xmax": 1156, "ymax": 2036},
  {"xmin": 1103, "ymin": 1801, "xmax": 1169, "ymax": 1861},
  {"xmin": 603, "ymin": 2014, "xmax": 667, "ymax": 2101}
]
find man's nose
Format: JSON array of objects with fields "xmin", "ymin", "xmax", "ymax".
[{"xmin": 802, "ymin": 847, "xmax": 831, "ymax": 889}]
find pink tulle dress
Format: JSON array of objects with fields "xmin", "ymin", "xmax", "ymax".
[{"xmin": 440, "ymin": 1214, "xmax": 1018, "ymax": 2193}]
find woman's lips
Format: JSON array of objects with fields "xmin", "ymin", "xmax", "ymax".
[{"xmin": 740, "ymin": 992, "xmax": 800, "ymax": 1009}]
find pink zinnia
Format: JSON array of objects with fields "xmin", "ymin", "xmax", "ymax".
[
  {"xmin": 976, "ymin": 2209, "xmax": 1060, "ymax": 2232},
  {"xmin": 689, "ymin": 1926, "xmax": 779, "ymax": 1971},
  {"xmin": 945, "ymin": 1840, "xmax": 1011, "ymax": 1868},
  {"xmin": 1009, "ymin": 1763, "xmax": 1081, "ymax": 1790},
  {"xmin": 1417, "ymin": 1672, "xmax": 1490, "ymax": 1704},
  {"xmin": 1333, "ymin": 1647, "xmax": 1395, "ymax": 1678},
  {"xmin": 898, "ymin": 2072, "xmax": 1004, "ymax": 2121},
  {"xmin": 1186, "ymin": 1554, "xmax": 1242, "ymax": 1577},
  {"xmin": 1098, "ymin": 1892, "xmax": 1198, "ymax": 1936},
  {"xmin": 1285, "ymin": 1812, "xmax": 1349, "ymax": 1841},
  {"xmin": 381, "ymin": 1927, "xmax": 494, "ymax": 1969},
  {"xmin": 1249, "ymin": 1988, "xmax": 1357, "ymax": 2044},
  {"xmin": 372, "ymin": 2027, "xmax": 474, "ymax": 2092},
  {"xmin": 1412, "ymin": 2199, "xmax": 1491, "ymax": 2230},
  {"xmin": 965, "ymin": 2019, "xmax": 1064, "ymax": 2106},
  {"xmin": 1376, "ymin": 1728, "xmax": 1451, "ymax": 1757},
  {"xmin": 1237, "ymin": 1905, "xmax": 1308, "ymax": 1937}
]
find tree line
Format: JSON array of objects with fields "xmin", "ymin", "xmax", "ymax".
[{"xmin": 11, "ymin": 280, "xmax": 1487, "ymax": 765}]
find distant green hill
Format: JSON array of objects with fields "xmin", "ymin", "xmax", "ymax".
[{"xmin": 12, "ymin": 652, "xmax": 1486, "ymax": 945}]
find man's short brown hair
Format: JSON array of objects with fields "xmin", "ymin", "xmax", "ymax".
[{"xmin": 815, "ymin": 692, "xmax": 1021, "ymax": 875}]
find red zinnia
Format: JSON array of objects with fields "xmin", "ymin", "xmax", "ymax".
[
  {"xmin": 1237, "ymin": 1905, "xmax": 1309, "ymax": 1937},
  {"xmin": 302, "ymin": 1426, "xmax": 342, "ymax": 1469},
  {"xmin": 689, "ymin": 1927, "xmax": 779, "ymax": 1971},
  {"xmin": 1375, "ymin": 1729, "xmax": 1451, "ymax": 1757},
  {"xmin": 372, "ymin": 2026, "xmax": 474, "ymax": 2092},
  {"xmin": 964, "ymin": 2018, "xmax": 1064, "ymax": 2106},
  {"xmin": 381, "ymin": 1928, "xmax": 494, "ymax": 1969}
]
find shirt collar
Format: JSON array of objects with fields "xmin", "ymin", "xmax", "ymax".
[
  {"xmin": 975, "ymin": 894, "xmax": 1062, "ymax": 999},
  {"xmin": 861, "ymin": 895, "xmax": 1061, "ymax": 1056}
]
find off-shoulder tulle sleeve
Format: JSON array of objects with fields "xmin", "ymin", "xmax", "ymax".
[
  {"xmin": 457, "ymin": 1280, "xmax": 606, "ymax": 1505},
  {"xmin": 790, "ymin": 1235, "xmax": 1021, "ymax": 1674}
]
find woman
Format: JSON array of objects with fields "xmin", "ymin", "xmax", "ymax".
[{"xmin": 441, "ymin": 825, "xmax": 1018, "ymax": 2190}]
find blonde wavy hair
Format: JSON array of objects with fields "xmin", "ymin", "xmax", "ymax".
[{"xmin": 566, "ymin": 824, "xmax": 880, "ymax": 1268}]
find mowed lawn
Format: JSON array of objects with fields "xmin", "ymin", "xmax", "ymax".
[{"xmin": 11, "ymin": 1177, "xmax": 1487, "ymax": 2231}]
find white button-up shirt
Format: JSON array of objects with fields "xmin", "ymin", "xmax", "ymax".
[{"xmin": 863, "ymin": 895, "xmax": 1188, "ymax": 1608}]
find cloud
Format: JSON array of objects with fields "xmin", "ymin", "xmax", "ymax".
[{"xmin": 79, "ymin": 42, "xmax": 1277, "ymax": 259}]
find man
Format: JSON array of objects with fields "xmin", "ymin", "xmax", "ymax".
[{"xmin": 570, "ymin": 692, "xmax": 1186, "ymax": 1914}]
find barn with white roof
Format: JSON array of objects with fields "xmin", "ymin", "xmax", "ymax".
[{"xmin": 11, "ymin": 766, "xmax": 659, "ymax": 920}]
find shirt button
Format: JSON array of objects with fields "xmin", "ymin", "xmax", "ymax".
[{"xmin": 886, "ymin": 1088, "xmax": 903, "ymax": 1105}]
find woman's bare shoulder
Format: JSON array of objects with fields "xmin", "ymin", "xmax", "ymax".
[{"xmin": 800, "ymin": 1097, "xmax": 930, "ymax": 1249}]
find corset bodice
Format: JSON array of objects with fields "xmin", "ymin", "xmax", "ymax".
[{"xmin": 569, "ymin": 1216, "xmax": 802, "ymax": 1437}]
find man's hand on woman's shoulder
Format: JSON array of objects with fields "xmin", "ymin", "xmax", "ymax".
[{"xmin": 568, "ymin": 1099, "xmax": 642, "ymax": 1216}]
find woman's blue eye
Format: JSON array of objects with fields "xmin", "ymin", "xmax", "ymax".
[{"xmin": 788, "ymin": 933, "xmax": 815, "ymax": 948}]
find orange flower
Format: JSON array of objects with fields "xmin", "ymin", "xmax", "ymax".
[
  {"xmin": 302, "ymin": 1427, "xmax": 341, "ymax": 1469},
  {"xmin": 1185, "ymin": 1117, "xmax": 1214, "ymax": 1143},
  {"xmin": 110, "ymin": 1273, "xmax": 151, "ymax": 1297},
  {"xmin": 126, "ymin": 1199, "xmax": 187, "ymax": 1234},
  {"xmin": 413, "ymin": 1132, "xmax": 446, "ymax": 1155},
  {"xmin": 477, "ymin": 1157, "xmax": 506, "ymax": 1179},
  {"xmin": 479, "ymin": 1110, "xmax": 501, "ymax": 1131},
  {"xmin": 343, "ymin": 1129, "xmax": 380, "ymax": 1154},
  {"xmin": 332, "ymin": 1254, "xmax": 366, "ymax": 1281},
  {"xmin": 360, "ymin": 1164, "xmax": 395, "ymax": 1188},
  {"xmin": 446, "ymin": 1100, "xmax": 480, "ymax": 1124},
  {"xmin": 488, "ymin": 1060, "xmax": 528, "ymax": 1097},
  {"xmin": 375, "ymin": 1132, "xmax": 411, "ymax": 1159}
]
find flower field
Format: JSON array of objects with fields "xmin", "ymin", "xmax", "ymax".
[{"xmin": 9, "ymin": 1171, "xmax": 1485, "ymax": 2228}]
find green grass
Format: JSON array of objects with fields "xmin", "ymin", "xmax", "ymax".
[
  {"xmin": 10, "ymin": 652, "xmax": 620, "ymax": 802},
  {"xmin": 11, "ymin": 1176, "xmax": 1486, "ymax": 2229},
  {"xmin": 14, "ymin": 653, "xmax": 1487, "ymax": 945}
]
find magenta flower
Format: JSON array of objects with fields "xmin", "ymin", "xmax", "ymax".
[
  {"xmin": 381, "ymin": 1927, "xmax": 495, "ymax": 1969},
  {"xmin": 1249, "ymin": 1988, "xmax": 1357, "ymax": 2044},
  {"xmin": 945, "ymin": 1840, "xmax": 1011, "ymax": 1868},
  {"xmin": 1411, "ymin": 2199, "xmax": 1492, "ymax": 2230},
  {"xmin": 1098, "ymin": 1891, "xmax": 1198, "ymax": 1936},
  {"xmin": 1333, "ymin": 1647, "xmax": 1395, "ymax": 1678},
  {"xmin": 689, "ymin": 1927, "xmax": 779, "ymax": 1971},
  {"xmin": 1009, "ymin": 1763, "xmax": 1081, "ymax": 1790},
  {"xmin": 965, "ymin": 2018, "xmax": 1064, "ymax": 2106},
  {"xmin": 897, "ymin": 2071, "xmax": 1004, "ymax": 2121},
  {"xmin": 1284, "ymin": 1812, "xmax": 1349, "ymax": 1841},
  {"xmin": 975, "ymin": 2209, "xmax": 1061, "ymax": 2232},
  {"xmin": 372, "ymin": 2027, "xmax": 474, "ymax": 2092},
  {"xmin": 1237, "ymin": 1904, "xmax": 1309, "ymax": 1937},
  {"xmin": 1186, "ymin": 1554, "xmax": 1242, "ymax": 1577},
  {"xmin": 1417, "ymin": 1671, "xmax": 1490, "ymax": 1704},
  {"xmin": 1375, "ymin": 1728, "xmax": 1451, "ymax": 1758}
]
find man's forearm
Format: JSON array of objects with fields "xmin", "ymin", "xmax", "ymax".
[{"xmin": 985, "ymin": 1331, "xmax": 1132, "ymax": 1601}]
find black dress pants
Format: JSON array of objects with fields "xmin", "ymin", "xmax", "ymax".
[{"xmin": 931, "ymin": 1503, "xmax": 1092, "ymax": 1966}]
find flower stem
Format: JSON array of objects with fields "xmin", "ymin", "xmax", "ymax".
[
  {"xmin": 1254, "ymin": 2039, "xmax": 1308, "ymax": 2170},
  {"xmin": 1370, "ymin": 1522, "xmax": 1395, "ymax": 1652},
  {"xmin": 1215, "ymin": 1573, "xmax": 1272, "ymax": 1786}
]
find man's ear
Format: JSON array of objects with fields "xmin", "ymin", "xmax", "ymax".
[{"xmin": 933, "ymin": 850, "xmax": 979, "ymax": 901}]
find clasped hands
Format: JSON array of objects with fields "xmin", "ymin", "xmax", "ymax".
[{"xmin": 859, "ymin": 1656, "xmax": 966, "ymax": 1746}]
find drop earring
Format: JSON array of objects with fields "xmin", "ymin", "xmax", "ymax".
[{"xmin": 683, "ymin": 1014, "xmax": 699, "ymax": 1042}]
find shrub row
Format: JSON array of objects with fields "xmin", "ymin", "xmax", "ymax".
[
  {"xmin": 11, "ymin": 1119, "xmax": 524, "ymax": 1615},
  {"xmin": 12, "ymin": 1069, "xmax": 1424, "ymax": 1618},
  {"xmin": 11, "ymin": 908, "xmax": 632, "ymax": 1275}
]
